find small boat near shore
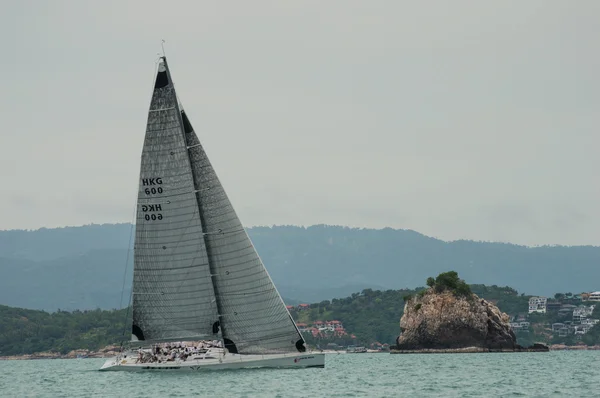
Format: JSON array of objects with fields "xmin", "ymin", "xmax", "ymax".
[{"xmin": 346, "ymin": 345, "xmax": 367, "ymax": 353}]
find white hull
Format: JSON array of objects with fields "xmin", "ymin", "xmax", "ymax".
[{"xmin": 100, "ymin": 352, "xmax": 325, "ymax": 372}]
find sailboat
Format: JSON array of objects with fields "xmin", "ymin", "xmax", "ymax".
[{"xmin": 100, "ymin": 56, "xmax": 324, "ymax": 371}]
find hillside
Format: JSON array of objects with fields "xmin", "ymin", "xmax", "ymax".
[
  {"xmin": 0, "ymin": 305, "xmax": 129, "ymax": 356},
  {"xmin": 0, "ymin": 224, "xmax": 599, "ymax": 311},
  {"xmin": 3, "ymin": 283, "xmax": 597, "ymax": 356},
  {"xmin": 0, "ymin": 284, "xmax": 525, "ymax": 355}
]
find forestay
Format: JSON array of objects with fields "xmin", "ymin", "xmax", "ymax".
[{"xmin": 131, "ymin": 59, "xmax": 219, "ymax": 342}]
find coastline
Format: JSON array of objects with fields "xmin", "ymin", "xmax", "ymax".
[
  {"xmin": 0, "ymin": 354, "xmax": 114, "ymax": 360},
  {"xmin": 2, "ymin": 344, "xmax": 599, "ymax": 360},
  {"xmin": 0, "ymin": 346, "xmax": 120, "ymax": 361},
  {"xmin": 390, "ymin": 344, "xmax": 600, "ymax": 354},
  {"xmin": 1, "ymin": 347, "xmax": 384, "ymax": 360}
]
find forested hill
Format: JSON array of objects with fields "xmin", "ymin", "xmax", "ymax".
[
  {"xmin": 1, "ymin": 224, "xmax": 599, "ymax": 311},
  {"xmin": 0, "ymin": 284, "xmax": 533, "ymax": 356},
  {"xmin": 3, "ymin": 283, "xmax": 597, "ymax": 356}
]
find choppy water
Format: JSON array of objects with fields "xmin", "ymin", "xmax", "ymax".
[{"xmin": 0, "ymin": 351, "xmax": 598, "ymax": 397}]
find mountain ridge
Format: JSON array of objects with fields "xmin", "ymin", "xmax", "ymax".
[{"xmin": 1, "ymin": 223, "xmax": 598, "ymax": 311}]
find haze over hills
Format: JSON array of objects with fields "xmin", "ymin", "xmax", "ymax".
[{"xmin": 0, "ymin": 224, "xmax": 598, "ymax": 311}]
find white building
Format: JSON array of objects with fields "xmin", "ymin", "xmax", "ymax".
[
  {"xmin": 574, "ymin": 325, "xmax": 587, "ymax": 335},
  {"xmin": 588, "ymin": 291, "xmax": 600, "ymax": 302},
  {"xmin": 582, "ymin": 318, "xmax": 599, "ymax": 327},
  {"xmin": 573, "ymin": 305, "xmax": 595, "ymax": 323},
  {"xmin": 528, "ymin": 297, "xmax": 547, "ymax": 314}
]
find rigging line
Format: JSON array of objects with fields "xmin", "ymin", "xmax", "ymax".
[
  {"xmin": 118, "ymin": 205, "xmax": 136, "ymax": 310},
  {"xmin": 117, "ymin": 193, "xmax": 138, "ymax": 350},
  {"xmin": 161, "ymin": 39, "xmax": 166, "ymax": 58}
]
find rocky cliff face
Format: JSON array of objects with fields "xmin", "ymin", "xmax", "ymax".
[{"xmin": 396, "ymin": 290, "xmax": 517, "ymax": 350}]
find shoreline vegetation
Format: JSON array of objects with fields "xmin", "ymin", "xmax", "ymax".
[{"xmin": 2, "ymin": 276, "xmax": 599, "ymax": 358}]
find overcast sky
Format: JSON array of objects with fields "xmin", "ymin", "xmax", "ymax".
[{"xmin": 2, "ymin": 1, "xmax": 598, "ymax": 246}]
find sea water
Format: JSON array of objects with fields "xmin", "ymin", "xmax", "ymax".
[{"xmin": 0, "ymin": 351, "xmax": 598, "ymax": 397}]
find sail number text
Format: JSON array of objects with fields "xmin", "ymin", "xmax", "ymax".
[
  {"xmin": 141, "ymin": 177, "xmax": 164, "ymax": 221},
  {"xmin": 145, "ymin": 187, "xmax": 163, "ymax": 195},
  {"xmin": 141, "ymin": 204, "xmax": 163, "ymax": 221},
  {"xmin": 142, "ymin": 177, "xmax": 163, "ymax": 195}
]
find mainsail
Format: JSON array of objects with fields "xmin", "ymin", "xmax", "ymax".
[
  {"xmin": 131, "ymin": 57, "xmax": 305, "ymax": 354},
  {"xmin": 132, "ymin": 58, "xmax": 219, "ymax": 342}
]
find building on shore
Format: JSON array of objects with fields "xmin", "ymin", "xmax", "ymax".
[
  {"xmin": 588, "ymin": 291, "xmax": 600, "ymax": 302},
  {"xmin": 528, "ymin": 297, "xmax": 547, "ymax": 314}
]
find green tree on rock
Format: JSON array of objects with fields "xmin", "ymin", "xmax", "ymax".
[{"xmin": 426, "ymin": 271, "xmax": 473, "ymax": 298}]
